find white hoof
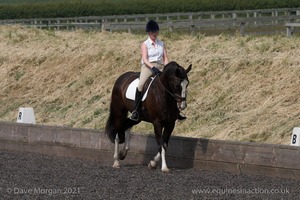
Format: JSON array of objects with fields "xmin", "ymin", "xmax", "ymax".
[
  {"xmin": 161, "ymin": 167, "xmax": 170, "ymax": 173},
  {"xmin": 148, "ymin": 161, "xmax": 157, "ymax": 170},
  {"xmin": 112, "ymin": 160, "xmax": 120, "ymax": 168}
]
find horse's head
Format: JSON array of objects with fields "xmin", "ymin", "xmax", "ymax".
[{"xmin": 162, "ymin": 61, "xmax": 192, "ymax": 111}]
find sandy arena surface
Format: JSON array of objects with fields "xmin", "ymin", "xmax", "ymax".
[{"xmin": 0, "ymin": 150, "xmax": 299, "ymax": 199}]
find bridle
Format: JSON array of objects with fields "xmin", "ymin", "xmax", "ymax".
[{"xmin": 156, "ymin": 75, "xmax": 187, "ymax": 103}]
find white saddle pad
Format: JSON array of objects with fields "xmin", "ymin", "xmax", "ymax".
[{"xmin": 125, "ymin": 77, "xmax": 155, "ymax": 101}]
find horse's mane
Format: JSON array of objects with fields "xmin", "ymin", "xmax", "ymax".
[
  {"xmin": 164, "ymin": 61, "xmax": 177, "ymax": 70},
  {"xmin": 163, "ymin": 61, "xmax": 187, "ymax": 80}
]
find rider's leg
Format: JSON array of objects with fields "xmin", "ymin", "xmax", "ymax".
[
  {"xmin": 130, "ymin": 89, "xmax": 142, "ymax": 121},
  {"xmin": 130, "ymin": 65, "xmax": 153, "ymax": 121}
]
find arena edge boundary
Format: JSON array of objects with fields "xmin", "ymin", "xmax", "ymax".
[{"xmin": 0, "ymin": 121, "xmax": 299, "ymax": 179}]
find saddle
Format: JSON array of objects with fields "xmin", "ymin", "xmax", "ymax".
[{"xmin": 125, "ymin": 76, "xmax": 156, "ymax": 101}]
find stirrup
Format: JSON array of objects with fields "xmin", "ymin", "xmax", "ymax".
[{"xmin": 130, "ymin": 110, "xmax": 139, "ymax": 121}]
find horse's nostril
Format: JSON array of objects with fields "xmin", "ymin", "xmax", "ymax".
[{"xmin": 178, "ymin": 101, "xmax": 187, "ymax": 111}]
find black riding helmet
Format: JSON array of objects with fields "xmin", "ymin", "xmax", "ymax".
[{"xmin": 146, "ymin": 20, "xmax": 159, "ymax": 32}]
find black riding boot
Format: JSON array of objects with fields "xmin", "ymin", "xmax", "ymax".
[{"xmin": 130, "ymin": 89, "xmax": 142, "ymax": 121}]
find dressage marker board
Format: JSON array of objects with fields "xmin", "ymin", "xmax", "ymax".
[
  {"xmin": 0, "ymin": 121, "xmax": 299, "ymax": 180},
  {"xmin": 290, "ymin": 127, "xmax": 300, "ymax": 146},
  {"xmin": 16, "ymin": 107, "xmax": 36, "ymax": 124}
]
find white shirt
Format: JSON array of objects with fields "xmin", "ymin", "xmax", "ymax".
[{"xmin": 141, "ymin": 37, "xmax": 164, "ymax": 65}]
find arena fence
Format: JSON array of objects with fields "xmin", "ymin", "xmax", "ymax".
[
  {"xmin": 1, "ymin": 8, "xmax": 300, "ymax": 35},
  {"xmin": 0, "ymin": 121, "xmax": 299, "ymax": 179}
]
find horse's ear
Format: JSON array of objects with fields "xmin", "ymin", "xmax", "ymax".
[{"xmin": 186, "ymin": 64, "xmax": 192, "ymax": 74}]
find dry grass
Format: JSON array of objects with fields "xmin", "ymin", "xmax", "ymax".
[{"xmin": 1, "ymin": 25, "xmax": 300, "ymax": 145}]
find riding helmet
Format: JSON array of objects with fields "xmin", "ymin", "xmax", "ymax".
[{"xmin": 146, "ymin": 20, "xmax": 159, "ymax": 32}]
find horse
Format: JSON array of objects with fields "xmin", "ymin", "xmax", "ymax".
[{"xmin": 105, "ymin": 61, "xmax": 192, "ymax": 172}]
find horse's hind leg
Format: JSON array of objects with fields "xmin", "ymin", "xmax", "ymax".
[
  {"xmin": 112, "ymin": 130, "xmax": 129, "ymax": 168},
  {"xmin": 113, "ymin": 135, "xmax": 120, "ymax": 168},
  {"xmin": 119, "ymin": 119, "xmax": 139, "ymax": 160},
  {"xmin": 112, "ymin": 115, "xmax": 136, "ymax": 168},
  {"xmin": 119, "ymin": 128, "xmax": 131, "ymax": 160}
]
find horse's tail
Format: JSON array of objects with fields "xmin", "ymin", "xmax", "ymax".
[
  {"xmin": 105, "ymin": 102, "xmax": 117, "ymax": 143},
  {"xmin": 105, "ymin": 71, "xmax": 137, "ymax": 144}
]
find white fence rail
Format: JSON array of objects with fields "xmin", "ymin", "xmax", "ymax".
[{"xmin": 1, "ymin": 8, "xmax": 300, "ymax": 35}]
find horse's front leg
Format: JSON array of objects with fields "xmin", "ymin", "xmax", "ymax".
[
  {"xmin": 119, "ymin": 128, "xmax": 131, "ymax": 160},
  {"xmin": 161, "ymin": 144, "xmax": 169, "ymax": 172},
  {"xmin": 148, "ymin": 144, "xmax": 169, "ymax": 172},
  {"xmin": 148, "ymin": 152, "xmax": 161, "ymax": 170},
  {"xmin": 160, "ymin": 123, "xmax": 175, "ymax": 172},
  {"xmin": 148, "ymin": 124, "xmax": 170, "ymax": 172}
]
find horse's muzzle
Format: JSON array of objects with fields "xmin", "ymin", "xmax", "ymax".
[{"xmin": 177, "ymin": 100, "xmax": 187, "ymax": 111}]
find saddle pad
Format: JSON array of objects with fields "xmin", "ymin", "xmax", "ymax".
[{"xmin": 125, "ymin": 77, "xmax": 155, "ymax": 101}]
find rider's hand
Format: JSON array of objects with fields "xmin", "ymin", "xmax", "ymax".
[{"xmin": 151, "ymin": 67, "xmax": 160, "ymax": 75}]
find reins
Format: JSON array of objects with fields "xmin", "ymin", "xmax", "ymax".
[{"xmin": 155, "ymin": 74, "xmax": 186, "ymax": 102}]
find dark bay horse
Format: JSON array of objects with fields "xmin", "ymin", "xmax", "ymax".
[{"xmin": 105, "ymin": 61, "xmax": 192, "ymax": 172}]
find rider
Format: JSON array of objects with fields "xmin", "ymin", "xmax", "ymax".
[{"xmin": 130, "ymin": 20, "xmax": 186, "ymax": 121}]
